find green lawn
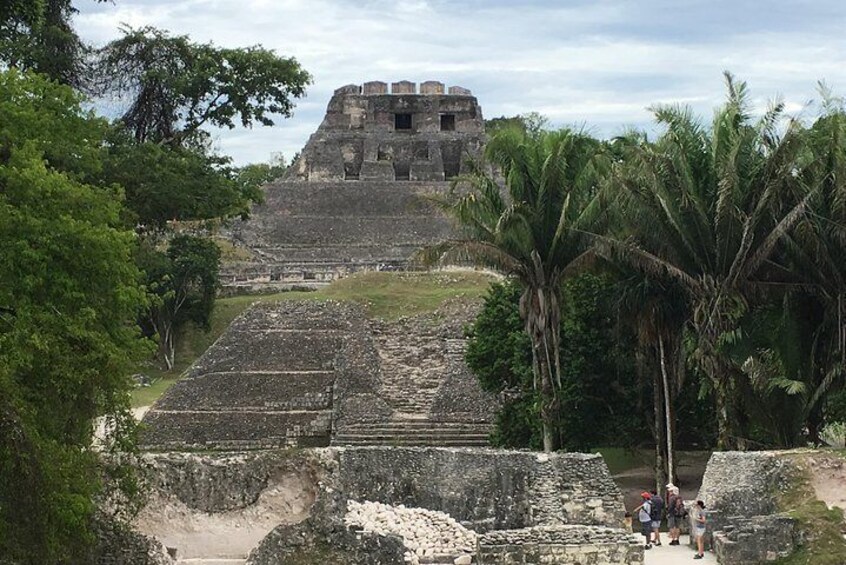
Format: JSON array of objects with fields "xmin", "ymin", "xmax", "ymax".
[{"xmin": 130, "ymin": 269, "xmax": 497, "ymax": 407}]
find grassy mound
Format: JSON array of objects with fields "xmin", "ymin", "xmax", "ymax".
[{"xmin": 131, "ymin": 270, "xmax": 497, "ymax": 407}]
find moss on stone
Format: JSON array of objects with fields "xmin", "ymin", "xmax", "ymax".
[{"xmin": 774, "ymin": 455, "xmax": 846, "ymax": 565}]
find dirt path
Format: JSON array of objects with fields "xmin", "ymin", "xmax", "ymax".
[{"xmin": 806, "ymin": 453, "xmax": 846, "ymax": 513}]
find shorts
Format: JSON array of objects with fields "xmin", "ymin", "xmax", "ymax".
[
  {"xmin": 694, "ymin": 527, "xmax": 706, "ymax": 538},
  {"xmin": 641, "ymin": 522, "xmax": 652, "ymax": 536},
  {"xmin": 667, "ymin": 514, "xmax": 677, "ymax": 528},
  {"xmin": 651, "ymin": 520, "xmax": 661, "ymax": 529}
]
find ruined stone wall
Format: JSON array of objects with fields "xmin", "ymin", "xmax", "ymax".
[
  {"xmin": 696, "ymin": 451, "xmax": 800, "ymax": 564},
  {"xmin": 125, "ymin": 447, "xmax": 627, "ymax": 564},
  {"xmin": 224, "ymin": 180, "xmax": 456, "ymax": 290},
  {"xmin": 288, "ymin": 81, "xmax": 484, "ymax": 182},
  {"xmin": 696, "ymin": 451, "xmax": 794, "ymax": 536},
  {"xmin": 336, "ymin": 448, "xmax": 625, "ymax": 532},
  {"xmin": 477, "ymin": 526, "xmax": 643, "ymax": 564}
]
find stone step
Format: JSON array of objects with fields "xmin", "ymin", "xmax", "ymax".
[
  {"xmin": 337, "ymin": 426, "xmax": 490, "ymax": 434},
  {"xmin": 176, "ymin": 559, "xmax": 247, "ymax": 565},
  {"xmin": 334, "ymin": 432, "xmax": 490, "ymax": 440},
  {"xmin": 332, "ymin": 435, "xmax": 490, "ymax": 446}
]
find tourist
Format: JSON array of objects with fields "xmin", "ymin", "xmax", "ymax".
[
  {"xmin": 633, "ymin": 492, "xmax": 653, "ymax": 550},
  {"xmin": 666, "ymin": 484, "xmax": 684, "ymax": 545},
  {"xmin": 692, "ymin": 500, "xmax": 708, "ymax": 559},
  {"xmin": 650, "ymin": 488, "xmax": 664, "ymax": 546}
]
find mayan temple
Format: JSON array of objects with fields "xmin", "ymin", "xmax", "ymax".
[
  {"xmin": 223, "ymin": 80, "xmax": 485, "ymax": 290},
  {"xmin": 132, "ymin": 83, "xmax": 642, "ymax": 565}
]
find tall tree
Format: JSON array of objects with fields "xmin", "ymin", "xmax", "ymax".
[
  {"xmin": 775, "ymin": 87, "xmax": 846, "ymax": 442},
  {"xmin": 93, "ymin": 26, "xmax": 311, "ymax": 146},
  {"xmin": 605, "ymin": 73, "xmax": 811, "ymax": 450},
  {"xmin": 0, "ymin": 69, "xmax": 147, "ymax": 563},
  {"xmin": 0, "ymin": 0, "xmax": 109, "ymax": 87},
  {"xmin": 425, "ymin": 128, "xmax": 607, "ymax": 451},
  {"xmin": 139, "ymin": 235, "xmax": 221, "ymax": 370}
]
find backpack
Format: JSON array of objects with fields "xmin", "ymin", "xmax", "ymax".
[
  {"xmin": 650, "ymin": 496, "xmax": 664, "ymax": 520},
  {"xmin": 673, "ymin": 496, "xmax": 688, "ymax": 518},
  {"xmin": 638, "ymin": 500, "xmax": 652, "ymax": 523}
]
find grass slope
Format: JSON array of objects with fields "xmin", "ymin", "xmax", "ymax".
[
  {"xmin": 774, "ymin": 452, "xmax": 846, "ymax": 565},
  {"xmin": 131, "ymin": 270, "xmax": 497, "ymax": 407}
]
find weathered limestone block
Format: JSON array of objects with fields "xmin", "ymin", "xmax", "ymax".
[
  {"xmin": 409, "ymin": 161, "xmax": 445, "ymax": 181},
  {"xmin": 448, "ymin": 85, "xmax": 472, "ymax": 95},
  {"xmin": 363, "ymin": 81, "xmax": 388, "ymax": 95},
  {"xmin": 713, "ymin": 515, "xmax": 799, "ymax": 564},
  {"xmin": 360, "ymin": 160, "xmax": 395, "ymax": 181},
  {"xmin": 335, "ymin": 84, "xmax": 361, "ymax": 96},
  {"xmin": 391, "ymin": 80, "xmax": 416, "ymax": 94},
  {"xmin": 476, "ymin": 526, "xmax": 643, "ymax": 565},
  {"xmin": 696, "ymin": 452, "xmax": 794, "ymax": 539},
  {"xmin": 420, "ymin": 80, "xmax": 445, "ymax": 94}
]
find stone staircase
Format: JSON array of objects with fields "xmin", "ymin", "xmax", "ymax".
[
  {"xmin": 333, "ymin": 420, "xmax": 490, "ymax": 446},
  {"xmin": 176, "ymin": 557, "xmax": 247, "ymax": 565},
  {"xmin": 375, "ymin": 327, "xmax": 447, "ymax": 415}
]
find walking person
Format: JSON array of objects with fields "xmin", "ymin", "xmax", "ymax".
[
  {"xmin": 633, "ymin": 492, "xmax": 653, "ymax": 550},
  {"xmin": 666, "ymin": 484, "xmax": 685, "ymax": 545},
  {"xmin": 650, "ymin": 488, "xmax": 664, "ymax": 546},
  {"xmin": 692, "ymin": 500, "xmax": 708, "ymax": 559}
]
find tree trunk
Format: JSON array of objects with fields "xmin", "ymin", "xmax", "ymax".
[
  {"xmin": 522, "ymin": 284, "xmax": 561, "ymax": 453},
  {"xmin": 653, "ymin": 356, "xmax": 667, "ymax": 492},
  {"xmin": 157, "ymin": 323, "xmax": 175, "ymax": 371},
  {"xmin": 659, "ymin": 336, "xmax": 675, "ymax": 485}
]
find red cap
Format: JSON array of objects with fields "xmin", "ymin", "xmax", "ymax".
[{"xmin": 641, "ymin": 492, "xmax": 652, "ymax": 499}]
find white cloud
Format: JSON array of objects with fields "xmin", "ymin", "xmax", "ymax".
[{"xmin": 75, "ymin": 0, "xmax": 846, "ymax": 164}]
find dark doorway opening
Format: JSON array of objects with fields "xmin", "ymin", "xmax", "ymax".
[
  {"xmin": 440, "ymin": 114, "xmax": 456, "ymax": 131},
  {"xmin": 395, "ymin": 113, "xmax": 413, "ymax": 131}
]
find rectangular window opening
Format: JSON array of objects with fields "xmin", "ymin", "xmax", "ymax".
[
  {"xmin": 440, "ymin": 114, "xmax": 456, "ymax": 131},
  {"xmin": 395, "ymin": 113, "xmax": 413, "ymax": 131}
]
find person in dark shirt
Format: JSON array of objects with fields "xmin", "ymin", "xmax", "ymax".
[{"xmin": 649, "ymin": 489, "xmax": 665, "ymax": 546}]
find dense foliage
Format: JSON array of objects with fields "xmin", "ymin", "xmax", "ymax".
[
  {"xmin": 0, "ymin": 69, "xmax": 148, "ymax": 563},
  {"xmin": 0, "ymin": 0, "xmax": 310, "ymax": 557},
  {"xmin": 460, "ymin": 77, "xmax": 846, "ymax": 468},
  {"xmin": 138, "ymin": 235, "xmax": 221, "ymax": 370},
  {"xmin": 426, "ymin": 128, "xmax": 608, "ymax": 451},
  {"xmin": 93, "ymin": 26, "xmax": 311, "ymax": 146},
  {"xmin": 467, "ymin": 277, "xmax": 716, "ymax": 452}
]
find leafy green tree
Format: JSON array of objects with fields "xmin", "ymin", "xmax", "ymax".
[
  {"xmin": 466, "ymin": 276, "xmax": 647, "ymax": 451},
  {"xmin": 0, "ymin": 0, "xmax": 110, "ymax": 87},
  {"xmin": 235, "ymin": 154, "xmax": 288, "ymax": 192},
  {"xmin": 100, "ymin": 129, "xmax": 263, "ymax": 230},
  {"xmin": 605, "ymin": 73, "xmax": 811, "ymax": 450},
  {"xmin": 139, "ymin": 235, "xmax": 221, "ymax": 370},
  {"xmin": 427, "ymin": 128, "xmax": 608, "ymax": 451},
  {"xmin": 485, "ymin": 112, "xmax": 550, "ymax": 137},
  {"xmin": 0, "ymin": 69, "xmax": 147, "ymax": 563},
  {"xmin": 93, "ymin": 26, "xmax": 311, "ymax": 146}
]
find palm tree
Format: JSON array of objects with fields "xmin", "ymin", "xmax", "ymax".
[
  {"xmin": 615, "ymin": 269, "xmax": 688, "ymax": 487},
  {"xmin": 776, "ymin": 87, "xmax": 846, "ymax": 441},
  {"xmin": 424, "ymin": 128, "xmax": 608, "ymax": 452},
  {"xmin": 604, "ymin": 73, "xmax": 811, "ymax": 450}
]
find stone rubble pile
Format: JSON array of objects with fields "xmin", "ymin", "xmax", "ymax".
[{"xmin": 345, "ymin": 500, "xmax": 476, "ymax": 565}]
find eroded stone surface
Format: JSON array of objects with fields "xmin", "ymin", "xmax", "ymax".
[
  {"xmin": 141, "ymin": 300, "xmax": 497, "ymax": 451},
  {"xmin": 695, "ymin": 451, "xmax": 800, "ymax": 564},
  {"xmin": 221, "ymin": 80, "xmax": 486, "ymax": 289}
]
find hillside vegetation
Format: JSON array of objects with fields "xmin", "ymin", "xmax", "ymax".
[{"xmin": 131, "ymin": 270, "xmax": 497, "ymax": 407}]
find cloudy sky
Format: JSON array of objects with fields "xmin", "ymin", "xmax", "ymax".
[{"xmin": 77, "ymin": 0, "xmax": 846, "ymax": 165}]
